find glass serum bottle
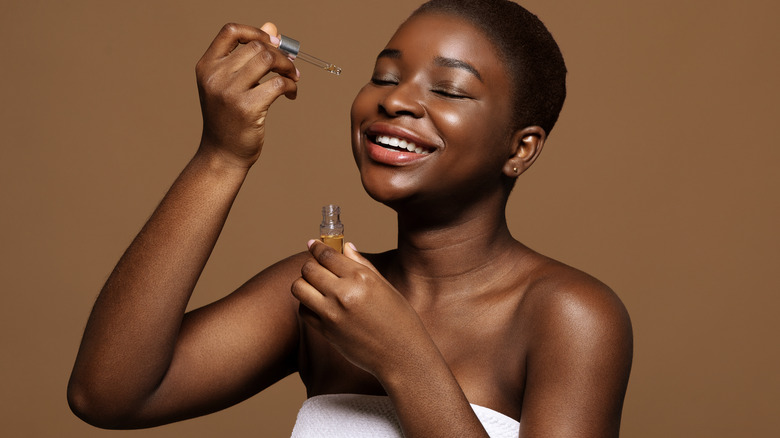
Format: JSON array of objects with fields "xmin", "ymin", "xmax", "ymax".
[{"xmin": 320, "ymin": 204, "xmax": 344, "ymax": 253}]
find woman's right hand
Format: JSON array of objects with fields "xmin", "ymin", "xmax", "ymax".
[{"xmin": 195, "ymin": 22, "xmax": 299, "ymax": 168}]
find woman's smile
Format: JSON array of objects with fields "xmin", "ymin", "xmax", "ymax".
[
  {"xmin": 364, "ymin": 122, "xmax": 439, "ymax": 166},
  {"xmin": 350, "ymin": 12, "xmax": 515, "ymax": 206}
]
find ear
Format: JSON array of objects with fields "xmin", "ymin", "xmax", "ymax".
[{"xmin": 502, "ymin": 126, "xmax": 547, "ymax": 178}]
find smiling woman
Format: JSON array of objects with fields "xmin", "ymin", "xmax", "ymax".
[
  {"xmin": 352, "ymin": 11, "xmax": 521, "ymax": 212},
  {"xmin": 67, "ymin": 1, "xmax": 632, "ymax": 437}
]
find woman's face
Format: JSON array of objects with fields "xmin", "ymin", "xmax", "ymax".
[{"xmin": 350, "ymin": 12, "xmax": 516, "ymax": 208}]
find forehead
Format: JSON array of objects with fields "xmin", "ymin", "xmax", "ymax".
[{"xmin": 384, "ymin": 12, "xmax": 509, "ymax": 82}]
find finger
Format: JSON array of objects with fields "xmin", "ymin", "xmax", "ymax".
[
  {"xmin": 202, "ymin": 23, "xmax": 272, "ymax": 62},
  {"xmin": 220, "ymin": 38, "xmax": 271, "ymax": 70},
  {"xmin": 307, "ymin": 240, "xmax": 355, "ymax": 277},
  {"xmin": 299, "ymin": 255, "xmax": 340, "ymax": 294},
  {"xmin": 290, "ymin": 277, "xmax": 328, "ymax": 314},
  {"xmin": 259, "ymin": 22, "xmax": 280, "ymax": 43},
  {"xmin": 343, "ymin": 242, "xmax": 381, "ymax": 276},
  {"xmin": 246, "ymin": 73, "xmax": 298, "ymax": 103},
  {"xmin": 233, "ymin": 42, "xmax": 300, "ymax": 89},
  {"xmin": 297, "ymin": 303, "xmax": 323, "ymax": 332}
]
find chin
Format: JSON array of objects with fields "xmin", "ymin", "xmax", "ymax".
[
  {"xmin": 360, "ymin": 174, "xmax": 402, "ymax": 206},
  {"xmin": 358, "ymin": 169, "xmax": 418, "ymax": 211}
]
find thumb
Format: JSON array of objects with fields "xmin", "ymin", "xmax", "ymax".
[
  {"xmin": 260, "ymin": 22, "xmax": 280, "ymax": 44},
  {"xmin": 344, "ymin": 242, "xmax": 381, "ymax": 275}
]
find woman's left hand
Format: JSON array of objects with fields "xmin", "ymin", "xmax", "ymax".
[{"xmin": 291, "ymin": 240, "xmax": 433, "ymax": 380}]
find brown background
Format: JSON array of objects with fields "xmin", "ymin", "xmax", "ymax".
[{"xmin": 1, "ymin": 0, "xmax": 778, "ymax": 436}]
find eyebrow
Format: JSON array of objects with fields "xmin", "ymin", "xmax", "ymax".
[
  {"xmin": 377, "ymin": 49, "xmax": 402, "ymax": 60},
  {"xmin": 434, "ymin": 56, "xmax": 483, "ymax": 82},
  {"xmin": 376, "ymin": 49, "xmax": 483, "ymax": 82}
]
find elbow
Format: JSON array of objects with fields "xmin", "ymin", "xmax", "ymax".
[
  {"xmin": 67, "ymin": 379, "xmax": 100, "ymax": 428},
  {"xmin": 67, "ymin": 376, "xmax": 139, "ymax": 430}
]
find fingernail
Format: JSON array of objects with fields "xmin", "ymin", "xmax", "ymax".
[
  {"xmin": 295, "ymin": 67, "xmax": 301, "ymax": 78},
  {"xmin": 307, "ymin": 239, "xmax": 317, "ymax": 249},
  {"xmin": 269, "ymin": 34, "xmax": 280, "ymax": 47},
  {"xmin": 347, "ymin": 242, "xmax": 357, "ymax": 252}
]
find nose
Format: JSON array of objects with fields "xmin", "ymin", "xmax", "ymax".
[{"xmin": 378, "ymin": 83, "xmax": 425, "ymax": 118}]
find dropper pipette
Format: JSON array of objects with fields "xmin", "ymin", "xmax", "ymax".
[{"xmin": 279, "ymin": 35, "xmax": 342, "ymax": 75}]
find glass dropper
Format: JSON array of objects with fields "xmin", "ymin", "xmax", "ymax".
[{"xmin": 279, "ymin": 35, "xmax": 342, "ymax": 75}]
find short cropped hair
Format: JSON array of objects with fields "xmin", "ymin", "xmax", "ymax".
[{"xmin": 411, "ymin": 0, "xmax": 567, "ymax": 135}]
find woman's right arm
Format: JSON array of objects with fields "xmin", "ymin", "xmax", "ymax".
[{"xmin": 67, "ymin": 23, "xmax": 301, "ymax": 429}]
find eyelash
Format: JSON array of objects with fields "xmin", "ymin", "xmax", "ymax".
[
  {"xmin": 432, "ymin": 88, "xmax": 468, "ymax": 99},
  {"xmin": 371, "ymin": 77, "xmax": 398, "ymax": 86},
  {"xmin": 370, "ymin": 76, "xmax": 471, "ymax": 100}
]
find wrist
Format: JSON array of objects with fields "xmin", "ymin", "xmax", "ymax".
[
  {"xmin": 186, "ymin": 148, "xmax": 253, "ymax": 192},
  {"xmin": 193, "ymin": 142, "xmax": 256, "ymax": 175},
  {"xmin": 196, "ymin": 135, "xmax": 261, "ymax": 171},
  {"xmin": 377, "ymin": 339, "xmax": 453, "ymax": 396}
]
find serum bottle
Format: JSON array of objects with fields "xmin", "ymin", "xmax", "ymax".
[{"xmin": 320, "ymin": 205, "xmax": 344, "ymax": 253}]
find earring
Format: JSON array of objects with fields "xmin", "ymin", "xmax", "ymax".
[{"xmin": 513, "ymin": 167, "xmax": 518, "ymax": 173}]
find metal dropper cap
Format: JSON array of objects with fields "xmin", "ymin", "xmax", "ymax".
[{"xmin": 278, "ymin": 35, "xmax": 301, "ymax": 58}]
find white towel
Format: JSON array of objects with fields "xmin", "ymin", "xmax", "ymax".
[{"xmin": 291, "ymin": 393, "xmax": 519, "ymax": 438}]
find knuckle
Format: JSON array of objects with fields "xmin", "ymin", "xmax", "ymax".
[
  {"xmin": 258, "ymin": 47, "xmax": 274, "ymax": 65},
  {"xmin": 266, "ymin": 76, "xmax": 286, "ymax": 94},
  {"xmin": 195, "ymin": 58, "xmax": 206, "ymax": 77},
  {"xmin": 352, "ymin": 269, "xmax": 373, "ymax": 284},
  {"xmin": 316, "ymin": 245, "xmax": 336, "ymax": 263},
  {"xmin": 197, "ymin": 69, "xmax": 216, "ymax": 91},
  {"xmin": 247, "ymin": 39, "xmax": 265, "ymax": 53},
  {"xmin": 339, "ymin": 288, "xmax": 364, "ymax": 309},
  {"xmin": 300, "ymin": 259, "xmax": 317, "ymax": 277},
  {"xmin": 195, "ymin": 61, "xmax": 218, "ymax": 86},
  {"xmin": 195, "ymin": 65, "xmax": 224, "ymax": 94},
  {"xmin": 221, "ymin": 22, "xmax": 241, "ymax": 36}
]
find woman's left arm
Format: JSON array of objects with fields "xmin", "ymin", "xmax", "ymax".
[
  {"xmin": 292, "ymin": 240, "xmax": 491, "ymax": 438},
  {"xmin": 518, "ymin": 277, "xmax": 633, "ymax": 437}
]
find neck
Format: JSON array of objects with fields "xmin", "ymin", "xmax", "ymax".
[{"xmin": 387, "ymin": 199, "xmax": 523, "ymax": 304}]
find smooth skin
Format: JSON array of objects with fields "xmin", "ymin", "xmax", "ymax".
[{"xmin": 68, "ymin": 13, "xmax": 632, "ymax": 438}]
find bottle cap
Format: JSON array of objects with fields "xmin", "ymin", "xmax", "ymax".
[{"xmin": 279, "ymin": 35, "xmax": 300, "ymax": 58}]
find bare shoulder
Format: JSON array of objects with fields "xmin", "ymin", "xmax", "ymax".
[
  {"xmin": 247, "ymin": 250, "xmax": 313, "ymax": 286},
  {"xmin": 218, "ymin": 251, "xmax": 313, "ymax": 305},
  {"xmin": 519, "ymin": 254, "xmax": 632, "ymax": 350},
  {"xmin": 516, "ymin": 252, "xmax": 633, "ymax": 436}
]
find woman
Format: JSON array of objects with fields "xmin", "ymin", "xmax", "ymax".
[{"xmin": 68, "ymin": 0, "xmax": 633, "ymax": 436}]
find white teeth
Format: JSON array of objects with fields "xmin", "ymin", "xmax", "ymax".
[{"xmin": 375, "ymin": 135, "xmax": 426, "ymax": 154}]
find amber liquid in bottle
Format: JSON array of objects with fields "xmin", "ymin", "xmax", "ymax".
[
  {"xmin": 320, "ymin": 234, "xmax": 344, "ymax": 252},
  {"xmin": 319, "ymin": 205, "xmax": 344, "ymax": 253}
]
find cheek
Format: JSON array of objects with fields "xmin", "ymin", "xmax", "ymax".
[
  {"xmin": 350, "ymin": 85, "xmax": 376, "ymax": 126},
  {"xmin": 434, "ymin": 102, "xmax": 514, "ymax": 177},
  {"xmin": 433, "ymin": 103, "xmax": 492, "ymax": 148},
  {"xmin": 438, "ymin": 108, "xmax": 461, "ymax": 127},
  {"xmin": 350, "ymin": 86, "xmax": 373, "ymax": 162}
]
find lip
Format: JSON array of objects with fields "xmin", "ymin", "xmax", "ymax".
[{"xmin": 363, "ymin": 122, "xmax": 439, "ymax": 166}]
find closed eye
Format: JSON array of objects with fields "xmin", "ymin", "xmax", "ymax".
[
  {"xmin": 371, "ymin": 77, "xmax": 398, "ymax": 86},
  {"xmin": 432, "ymin": 88, "xmax": 471, "ymax": 99}
]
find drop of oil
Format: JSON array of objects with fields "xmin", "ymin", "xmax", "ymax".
[{"xmin": 325, "ymin": 64, "xmax": 342, "ymax": 75}]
